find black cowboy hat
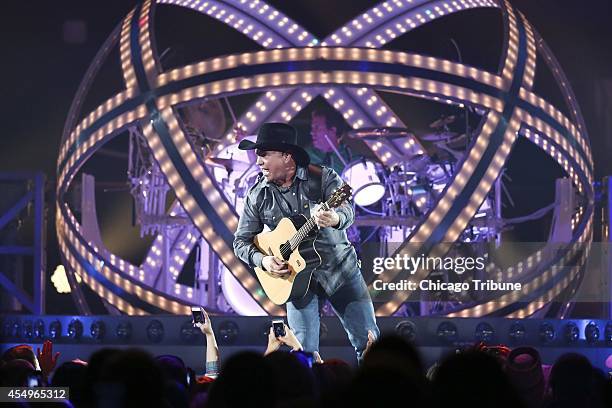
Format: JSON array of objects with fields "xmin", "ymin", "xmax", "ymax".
[{"xmin": 238, "ymin": 122, "xmax": 310, "ymax": 166}]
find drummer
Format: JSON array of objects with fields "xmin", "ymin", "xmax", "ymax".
[{"xmin": 307, "ymin": 108, "xmax": 354, "ymax": 175}]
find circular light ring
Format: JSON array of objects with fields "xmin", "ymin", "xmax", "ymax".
[
  {"xmin": 56, "ymin": 0, "xmax": 592, "ymax": 316},
  {"xmin": 159, "ymin": 0, "xmax": 316, "ymax": 48},
  {"xmin": 500, "ymin": 231, "xmax": 592, "ymax": 318},
  {"xmin": 57, "ymin": 211, "xmax": 179, "ymax": 315},
  {"xmin": 346, "ymin": 0, "xmax": 500, "ymax": 48}
]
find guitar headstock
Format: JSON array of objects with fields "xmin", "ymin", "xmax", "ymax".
[{"xmin": 327, "ymin": 183, "xmax": 352, "ymax": 208}]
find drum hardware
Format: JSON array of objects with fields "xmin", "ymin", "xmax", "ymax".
[
  {"xmin": 181, "ymin": 98, "xmax": 226, "ymax": 143},
  {"xmin": 347, "ymin": 127, "xmax": 413, "ymax": 140},
  {"xmin": 205, "ymin": 157, "xmax": 252, "ymax": 174},
  {"xmin": 353, "ymin": 215, "xmax": 419, "ymax": 227},
  {"xmin": 419, "ymin": 131, "xmax": 459, "ymax": 142},
  {"xmin": 429, "ymin": 115, "xmax": 457, "ymax": 129},
  {"xmin": 444, "ymin": 133, "xmax": 470, "ymax": 150}
]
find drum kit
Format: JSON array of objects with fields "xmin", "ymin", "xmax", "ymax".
[
  {"xmin": 344, "ymin": 118, "xmax": 464, "ymax": 221},
  {"xmin": 342, "ymin": 115, "xmax": 499, "ymax": 254}
]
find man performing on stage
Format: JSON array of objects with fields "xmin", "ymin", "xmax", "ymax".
[{"xmin": 233, "ymin": 122, "xmax": 379, "ymax": 360}]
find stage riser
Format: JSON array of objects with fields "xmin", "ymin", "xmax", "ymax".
[{"xmin": 2, "ymin": 316, "xmax": 611, "ymax": 371}]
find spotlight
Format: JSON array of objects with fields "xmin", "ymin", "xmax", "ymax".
[
  {"xmin": 563, "ymin": 322, "xmax": 579, "ymax": 343},
  {"xmin": 218, "ymin": 321, "xmax": 239, "ymax": 345},
  {"xmin": 475, "ymin": 322, "xmax": 495, "ymax": 344},
  {"xmin": 395, "ymin": 320, "xmax": 417, "ymax": 342},
  {"xmin": 116, "ymin": 322, "xmax": 132, "ymax": 341},
  {"xmin": 90, "ymin": 320, "xmax": 106, "ymax": 340},
  {"xmin": 539, "ymin": 322, "xmax": 555, "ymax": 344},
  {"xmin": 49, "ymin": 320, "xmax": 62, "ymax": 339},
  {"xmin": 585, "ymin": 321, "xmax": 600, "ymax": 344},
  {"xmin": 605, "ymin": 322, "xmax": 612, "ymax": 344},
  {"xmin": 68, "ymin": 319, "xmax": 83, "ymax": 340},
  {"xmin": 437, "ymin": 321, "xmax": 458, "ymax": 344},
  {"xmin": 2, "ymin": 319, "xmax": 11, "ymax": 338},
  {"xmin": 34, "ymin": 319, "xmax": 45, "ymax": 339},
  {"xmin": 508, "ymin": 322, "xmax": 526, "ymax": 343},
  {"xmin": 146, "ymin": 320, "xmax": 164, "ymax": 343},
  {"xmin": 180, "ymin": 320, "xmax": 198, "ymax": 343},
  {"xmin": 23, "ymin": 321, "xmax": 33, "ymax": 339},
  {"xmin": 10, "ymin": 320, "xmax": 22, "ymax": 338}
]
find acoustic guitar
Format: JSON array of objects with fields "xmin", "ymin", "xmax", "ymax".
[{"xmin": 253, "ymin": 183, "xmax": 352, "ymax": 305}]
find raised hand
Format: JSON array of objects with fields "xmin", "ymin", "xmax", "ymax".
[
  {"xmin": 264, "ymin": 326, "xmax": 283, "ymax": 355},
  {"xmin": 36, "ymin": 339, "xmax": 60, "ymax": 378},
  {"xmin": 194, "ymin": 308, "xmax": 214, "ymax": 337},
  {"xmin": 278, "ymin": 324, "xmax": 303, "ymax": 352}
]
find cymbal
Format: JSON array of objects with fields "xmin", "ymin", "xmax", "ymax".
[
  {"xmin": 347, "ymin": 127, "xmax": 413, "ymax": 140},
  {"xmin": 429, "ymin": 115, "xmax": 456, "ymax": 129},
  {"xmin": 444, "ymin": 133, "xmax": 470, "ymax": 149},
  {"xmin": 181, "ymin": 98, "xmax": 226, "ymax": 140},
  {"xmin": 402, "ymin": 153, "xmax": 431, "ymax": 172},
  {"xmin": 419, "ymin": 131, "xmax": 458, "ymax": 142},
  {"xmin": 205, "ymin": 157, "xmax": 251, "ymax": 173}
]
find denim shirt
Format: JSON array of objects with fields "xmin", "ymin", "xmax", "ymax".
[{"xmin": 233, "ymin": 165, "xmax": 359, "ymax": 296}]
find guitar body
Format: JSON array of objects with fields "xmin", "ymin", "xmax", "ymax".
[{"xmin": 254, "ymin": 214, "xmax": 321, "ymax": 305}]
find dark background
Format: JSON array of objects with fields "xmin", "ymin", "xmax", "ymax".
[{"xmin": 1, "ymin": 0, "xmax": 610, "ymax": 313}]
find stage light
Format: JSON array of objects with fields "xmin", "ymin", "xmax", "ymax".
[
  {"xmin": 585, "ymin": 321, "xmax": 600, "ymax": 344},
  {"xmin": 10, "ymin": 320, "xmax": 22, "ymax": 338},
  {"xmin": 605, "ymin": 322, "xmax": 612, "ymax": 344},
  {"xmin": 563, "ymin": 322, "xmax": 579, "ymax": 343},
  {"xmin": 1, "ymin": 319, "xmax": 10, "ymax": 338},
  {"xmin": 90, "ymin": 320, "xmax": 106, "ymax": 340},
  {"xmin": 180, "ymin": 320, "xmax": 199, "ymax": 343},
  {"xmin": 218, "ymin": 321, "xmax": 240, "ymax": 345},
  {"xmin": 49, "ymin": 320, "xmax": 62, "ymax": 339},
  {"xmin": 147, "ymin": 320, "xmax": 165, "ymax": 343},
  {"xmin": 475, "ymin": 322, "xmax": 495, "ymax": 344},
  {"xmin": 116, "ymin": 321, "xmax": 132, "ymax": 341},
  {"xmin": 34, "ymin": 319, "xmax": 45, "ymax": 339},
  {"xmin": 51, "ymin": 265, "xmax": 72, "ymax": 294},
  {"xmin": 539, "ymin": 322, "xmax": 555, "ymax": 344},
  {"xmin": 395, "ymin": 320, "xmax": 417, "ymax": 342},
  {"xmin": 437, "ymin": 321, "xmax": 458, "ymax": 343},
  {"xmin": 68, "ymin": 319, "xmax": 84, "ymax": 340},
  {"xmin": 508, "ymin": 322, "xmax": 526, "ymax": 343},
  {"xmin": 23, "ymin": 320, "xmax": 33, "ymax": 339}
]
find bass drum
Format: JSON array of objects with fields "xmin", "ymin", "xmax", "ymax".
[{"xmin": 341, "ymin": 159, "xmax": 386, "ymax": 206}]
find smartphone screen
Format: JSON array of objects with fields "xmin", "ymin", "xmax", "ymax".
[
  {"xmin": 27, "ymin": 374, "xmax": 41, "ymax": 387},
  {"xmin": 272, "ymin": 319, "xmax": 285, "ymax": 337},
  {"xmin": 191, "ymin": 306, "xmax": 205, "ymax": 324}
]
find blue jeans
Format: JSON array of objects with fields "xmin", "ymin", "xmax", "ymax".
[{"xmin": 286, "ymin": 270, "xmax": 380, "ymax": 361}]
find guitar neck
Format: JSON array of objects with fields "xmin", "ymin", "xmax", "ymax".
[{"xmin": 289, "ymin": 202, "xmax": 331, "ymax": 251}]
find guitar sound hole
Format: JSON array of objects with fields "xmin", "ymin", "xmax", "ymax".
[{"xmin": 279, "ymin": 242, "xmax": 291, "ymax": 261}]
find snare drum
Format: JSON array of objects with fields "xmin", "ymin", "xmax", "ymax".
[{"xmin": 341, "ymin": 159, "xmax": 386, "ymax": 206}]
